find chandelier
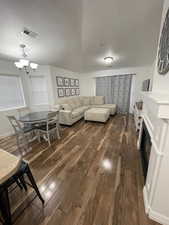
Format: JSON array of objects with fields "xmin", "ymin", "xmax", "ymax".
[{"xmin": 14, "ymin": 44, "xmax": 38, "ymax": 74}]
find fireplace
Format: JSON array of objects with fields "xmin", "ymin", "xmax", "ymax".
[{"xmin": 140, "ymin": 121, "xmax": 152, "ymax": 182}]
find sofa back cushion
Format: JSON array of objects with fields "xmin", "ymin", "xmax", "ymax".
[
  {"xmin": 71, "ymin": 97, "xmax": 82, "ymax": 108},
  {"xmin": 91, "ymin": 96, "xmax": 105, "ymax": 105},
  {"xmin": 61, "ymin": 104, "xmax": 72, "ymax": 111},
  {"xmin": 58, "ymin": 96, "xmax": 105, "ymax": 110},
  {"xmin": 82, "ymin": 97, "xmax": 91, "ymax": 106},
  {"xmin": 58, "ymin": 97, "xmax": 82, "ymax": 110}
]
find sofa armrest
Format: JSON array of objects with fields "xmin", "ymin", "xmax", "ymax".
[
  {"xmin": 51, "ymin": 104, "xmax": 61, "ymax": 111},
  {"xmin": 59, "ymin": 110, "xmax": 72, "ymax": 124}
]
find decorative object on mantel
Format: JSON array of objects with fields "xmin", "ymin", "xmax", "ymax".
[
  {"xmin": 158, "ymin": 8, "xmax": 169, "ymax": 75},
  {"xmin": 133, "ymin": 101, "xmax": 143, "ymax": 132},
  {"xmin": 14, "ymin": 44, "xmax": 38, "ymax": 74},
  {"xmin": 56, "ymin": 76, "xmax": 80, "ymax": 97}
]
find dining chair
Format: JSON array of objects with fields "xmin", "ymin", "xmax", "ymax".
[
  {"xmin": 17, "ymin": 107, "xmax": 30, "ymax": 118},
  {"xmin": 0, "ymin": 149, "xmax": 44, "ymax": 225},
  {"xmin": 36, "ymin": 111, "xmax": 60, "ymax": 146},
  {"xmin": 7, "ymin": 116, "xmax": 34, "ymax": 155}
]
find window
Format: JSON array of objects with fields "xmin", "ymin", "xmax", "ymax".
[
  {"xmin": 29, "ymin": 75, "xmax": 48, "ymax": 105},
  {"xmin": 0, "ymin": 75, "xmax": 25, "ymax": 111}
]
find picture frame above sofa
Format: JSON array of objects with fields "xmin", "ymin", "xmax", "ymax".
[
  {"xmin": 56, "ymin": 76, "xmax": 80, "ymax": 97},
  {"xmin": 71, "ymin": 88, "xmax": 76, "ymax": 96},
  {"xmin": 64, "ymin": 78, "xmax": 70, "ymax": 87},
  {"xmin": 70, "ymin": 79, "xmax": 75, "ymax": 87},
  {"xmin": 76, "ymin": 88, "xmax": 80, "ymax": 96},
  {"xmin": 56, "ymin": 77, "xmax": 64, "ymax": 87},
  {"xmin": 58, "ymin": 88, "xmax": 65, "ymax": 97},
  {"xmin": 65, "ymin": 88, "xmax": 71, "ymax": 97},
  {"xmin": 75, "ymin": 79, "xmax": 79, "ymax": 87}
]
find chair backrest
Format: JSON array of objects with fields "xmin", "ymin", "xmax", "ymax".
[
  {"xmin": 7, "ymin": 116, "xmax": 23, "ymax": 135},
  {"xmin": 46, "ymin": 111, "xmax": 59, "ymax": 131},
  {"xmin": 17, "ymin": 107, "xmax": 30, "ymax": 118}
]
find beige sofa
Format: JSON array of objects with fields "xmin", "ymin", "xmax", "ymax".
[{"xmin": 56, "ymin": 96, "xmax": 116, "ymax": 125}]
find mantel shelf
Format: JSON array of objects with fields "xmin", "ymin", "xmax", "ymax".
[{"xmin": 142, "ymin": 92, "xmax": 169, "ymax": 120}]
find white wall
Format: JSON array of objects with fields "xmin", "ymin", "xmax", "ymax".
[
  {"xmin": 79, "ymin": 66, "xmax": 153, "ymax": 112},
  {"xmin": 152, "ymin": 0, "xmax": 169, "ymax": 94}
]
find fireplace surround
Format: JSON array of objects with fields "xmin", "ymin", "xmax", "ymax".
[{"xmin": 138, "ymin": 92, "xmax": 169, "ymax": 225}]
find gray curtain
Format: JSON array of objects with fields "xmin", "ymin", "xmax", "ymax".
[{"xmin": 96, "ymin": 75, "xmax": 133, "ymax": 114}]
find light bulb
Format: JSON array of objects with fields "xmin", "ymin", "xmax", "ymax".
[
  {"xmin": 14, "ymin": 61, "xmax": 24, "ymax": 69},
  {"xmin": 30, "ymin": 63, "xmax": 38, "ymax": 70},
  {"xmin": 20, "ymin": 59, "xmax": 29, "ymax": 67}
]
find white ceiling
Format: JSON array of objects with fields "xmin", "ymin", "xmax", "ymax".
[{"xmin": 0, "ymin": 0, "xmax": 164, "ymax": 72}]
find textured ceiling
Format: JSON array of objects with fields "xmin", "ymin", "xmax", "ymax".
[{"xmin": 0, "ymin": 0, "xmax": 164, "ymax": 72}]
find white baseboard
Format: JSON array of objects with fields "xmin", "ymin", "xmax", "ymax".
[
  {"xmin": 143, "ymin": 186, "xmax": 169, "ymax": 225},
  {"xmin": 149, "ymin": 209, "xmax": 169, "ymax": 225},
  {"xmin": 143, "ymin": 186, "xmax": 150, "ymax": 214}
]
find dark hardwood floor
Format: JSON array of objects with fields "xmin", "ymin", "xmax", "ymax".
[{"xmin": 0, "ymin": 115, "xmax": 160, "ymax": 225}]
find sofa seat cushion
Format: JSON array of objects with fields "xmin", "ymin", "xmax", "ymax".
[
  {"xmin": 72, "ymin": 106, "xmax": 89, "ymax": 119},
  {"xmin": 92, "ymin": 104, "xmax": 116, "ymax": 115}
]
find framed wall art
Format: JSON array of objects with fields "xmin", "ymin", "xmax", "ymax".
[
  {"xmin": 75, "ymin": 79, "xmax": 79, "ymax": 87},
  {"xmin": 70, "ymin": 79, "xmax": 75, "ymax": 87},
  {"xmin": 75, "ymin": 88, "xmax": 80, "ymax": 96},
  {"xmin": 57, "ymin": 88, "xmax": 65, "ymax": 97},
  {"xmin": 65, "ymin": 88, "xmax": 71, "ymax": 97},
  {"xmin": 64, "ymin": 78, "xmax": 70, "ymax": 87},
  {"xmin": 56, "ymin": 77, "xmax": 64, "ymax": 87},
  {"xmin": 56, "ymin": 76, "xmax": 79, "ymax": 98},
  {"xmin": 71, "ymin": 88, "xmax": 76, "ymax": 96}
]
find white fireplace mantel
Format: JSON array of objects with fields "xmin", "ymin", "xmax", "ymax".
[
  {"xmin": 142, "ymin": 92, "xmax": 169, "ymax": 119},
  {"xmin": 140, "ymin": 91, "xmax": 169, "ymax": 225}
]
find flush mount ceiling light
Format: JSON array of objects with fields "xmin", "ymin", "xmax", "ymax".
[
  {"xmin": 104, "ymin": 56, "xmax": 114, "ymax": 65},
  {"xmin": 14, "ymin": 44, "xmax": 38, "ymax": 74}
]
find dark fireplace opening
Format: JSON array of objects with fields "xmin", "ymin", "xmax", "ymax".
[{"xmin": 140, "ymin": 121, "xmax": 152, "ymax": 182}]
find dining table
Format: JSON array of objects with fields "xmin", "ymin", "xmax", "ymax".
[
  {"xmin": 19, "ymin": 111, "xmax": 52, "ymax": 144},
  {"xmin": 19, "ymin": 110, "xmax": 60, "ymax": 145},
  {"xmin": 19, "ymin": 111, "xmax": 52, "ymax": 124}
]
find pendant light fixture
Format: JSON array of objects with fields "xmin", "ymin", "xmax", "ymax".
[{"xmin": 14, "ymin": 44, "xmax": 38, "ymax": 74}]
